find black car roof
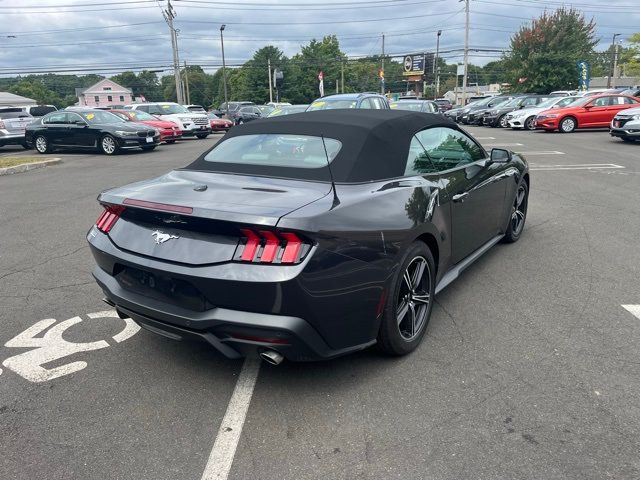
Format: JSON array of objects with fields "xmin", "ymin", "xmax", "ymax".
[{"xmin": 186, "ymin": 109, "xmax": 457, "ymax": 183}]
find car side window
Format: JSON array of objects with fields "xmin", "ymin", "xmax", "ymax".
[
  {"xmin": 592, "ymin": 97, "xmax": 609, "ymax": 107},
  {"xmin": 415, "ymin": 127, "xmax": 485, "ymax": 172},
  {"xmin": 360, "ymin": 98, "xmax": 374, "ymax": 109},
  {"xmin": 623, "ymin": 97, "xmax": 638, "ymax": 104},
  {"xmin": 405, "ymin": 136, "xmax": 437, "ymax": 176},
  {"xmin": 44, "ymin": 112, "xmax": 67, "ymax": 124},
  {"xmin": 371, "ymin": 98, "xmax": 385, "ymax": 109},
  {"xmin": 67, "ymin": 113, "xmax": 85, "ymax": 124}
]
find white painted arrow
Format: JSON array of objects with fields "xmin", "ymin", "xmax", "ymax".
[{"xmin": 622, "ymin": 305, "xmax": 640, "ymax": 320}]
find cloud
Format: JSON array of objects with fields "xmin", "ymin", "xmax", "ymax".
[{"xmin": 1, "ymin": 0, "xmax": 638, "ymax": 77}]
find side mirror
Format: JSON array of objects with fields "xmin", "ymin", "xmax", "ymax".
[
  {"xmin": 584, "ymin": 104, "xmax": 593, "ymax": 109},
  {"xmin": 490, "ymin": 148, "xmax": 511, "ymax": 163}
]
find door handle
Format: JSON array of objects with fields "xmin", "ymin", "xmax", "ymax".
[{"xmin": 452, "ymin": 192, "xmax": 469, "ymax": 203}]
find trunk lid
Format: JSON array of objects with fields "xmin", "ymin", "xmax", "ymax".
[{"xmin": 100, "ymin": 170, "xmax": 330, "ymax": 265}]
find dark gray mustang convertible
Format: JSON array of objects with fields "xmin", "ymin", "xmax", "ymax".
[{"xmin": 88, "ymin": 110, "xmax": 529, "ymax": 364}]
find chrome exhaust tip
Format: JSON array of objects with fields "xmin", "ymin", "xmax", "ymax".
[{"xmin": 259, "ymin": 349, "xmax": 284, "ymax": 365}]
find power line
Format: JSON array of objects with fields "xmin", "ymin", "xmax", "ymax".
[{"xmin": 0, "ymin": 21, "xmax": 164, "ymax": 37}]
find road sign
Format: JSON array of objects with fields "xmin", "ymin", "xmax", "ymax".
[{"xmin": 403, "ymin": 54, "xmax": 426, "ymax": 76}]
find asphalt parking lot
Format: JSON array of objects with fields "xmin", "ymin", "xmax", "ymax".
[{"xmin": 1, "ymin": 128, "xmax": 640, "ymax": 480}]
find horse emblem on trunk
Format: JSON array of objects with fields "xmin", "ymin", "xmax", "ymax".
[{"xmin": 151, "ymin": 230, "xmax": 179, "ymax": 245}]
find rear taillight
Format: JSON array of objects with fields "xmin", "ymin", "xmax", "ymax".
[
  {"xmin": 95, "ymin": 204, "xmax": 125, "ymax": 233},
  {"xmin": 237, "ymin": 229, "xmax": 310, "ymax": 264}
]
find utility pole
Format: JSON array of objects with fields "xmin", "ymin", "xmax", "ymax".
[
  {"xmin": 183, "ymin": 61, "xmax": 190, "ymax": 104},
  {"xmin": 612, "ymin": 39, "xmax": 621, "ymax": 88},
  {"xmin": 381, "ymin": 33, "xmax": 385, "ymax": 95},
  {"xmin": 220, "ymin": 24, "xmax": 228, "ymax": 107},
  {"xmin": 461, "ymin": 0, "xmax": 470, "ymax": 106},
  {"xmin": 341, "ymin": 61, "xmax": 345, "ymax": 93},
  {"xmin": 608, "ymin": 33, "xmax": 621, "ymax": 89},
  {"xmin": 163, "ymin": 0, "xmax": 183, "ymax": 104},
  {"xmin": 434, "ymin": 29, "xmax": 442, "ymax": 99},
  {"xmin": 268, "ymin": 58, "xmax": 273, "ymax": 103}
]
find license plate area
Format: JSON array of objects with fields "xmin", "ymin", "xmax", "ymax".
[
  {"xmin": 146, "ymin": 137, "xmax": 153, "ymax": 143},
  {"xmin": 115, "ymin": 265, "xmax": 210, "ymax": 311}
]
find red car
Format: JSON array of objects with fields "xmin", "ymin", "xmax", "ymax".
[
  {"xmin": 111, "ymin": 109, "xmax": 182, "ymax": 143},
  {"xmin": 207, "ymin": 112, "xmax": 233, "ymax": 132},
  {"xmin": 535, "ymin": 94, "xmax": 640, "ymax": 133}
]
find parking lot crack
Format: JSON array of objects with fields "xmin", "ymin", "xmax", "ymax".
[
  {"xmin": 0, "ymin": 245, "xmax": 88, "ymax": 281},
  {"xmin": 434, "ymin": 299, "xmax": 465, "ymax": 344}
]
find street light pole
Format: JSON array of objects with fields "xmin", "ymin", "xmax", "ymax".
[
  {"xmin": 164, "ymin": 0, "xmax": 183, "ymax": 104},
  {"xmin": 461, "ymin": 0, "xmax": 470, "ymax": 106},
  {"xmin": 220, "ymin": 24, "xmax": 228, "ymax": 107},
  {"xmin": 607, "ymin": 33, "xmax": 621, "ymax": 89},
  {"xmin": 434, "ymin": 29, "xmax": 442, "ymax": 99},
  {"xmin": 612, "ymin": 40, "xmax": 621, "ymax": 89}
]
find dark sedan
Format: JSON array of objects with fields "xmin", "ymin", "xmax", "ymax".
[
  {"xmin": 233, "ymin": 106, "xmax": 263, "ymax": 125},
  {"xmin": 482, "ymin": 95, "xmax": 550, "ymax": 127},
  {"xmin": 27, "ymin": 110, "xmax": 160, "ymax": 155},
  {"xmin": 87, "ymin": 110, "xmax": 529, "ymax": 364}
]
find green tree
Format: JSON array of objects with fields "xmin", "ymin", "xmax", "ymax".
[
  {"xmin": 504, "ymin": 8, "xmax": 597, "ymax": 92},
  {"xmin": 624, "ymin": 33, "xmax": 640, "ymax": 77}
]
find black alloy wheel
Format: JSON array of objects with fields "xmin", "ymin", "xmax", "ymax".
[
  {"xmin": 504, "ymin": 181, "xmax": 528, "ymax": 243},
  {"xmin": 499, "ymin": 114, "xmax": 509, "ymax": 128},
  {"xmin": 378, "ymin": 242, "xmax": 435, "ymax": 355},
  {"xmin": 100, "ymin": 134, "xmax": 119, "ymax": 155}
]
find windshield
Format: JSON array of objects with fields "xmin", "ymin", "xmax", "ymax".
[
  {"xmin": 157, "ymin": 104, "xmax": 189, "ymax": 114},
  {"xmin": 203, "ymin": 134, "xmax": 341, "ymax": 170},
  {"xmin": 500, "ymin": 98, "xmax": 521, "ymax": 108},
  {"xmin": 0, "ymin": 110, "xmax": 32, "ymax": 119},
  {"xmin": 307, "ymin": 99, "xmax": 357, "ymax": 111},
  {"xmin": 256, "ymin": 105, "xmax": 274, "ymax": 114},
  {"xmin": 79, "ymin": 111, "xmax": 126, "ymax": 124},
  {"xmin": 30, "ymin": 106, "xmax": 56, "ymax": 117},
  {"xmin": 268, "ymin": 106, "xmax": 307, "ymax": 117},
  {"xmin": 127, "ymin": 110, "xmax": 156, "ymax": 121}
]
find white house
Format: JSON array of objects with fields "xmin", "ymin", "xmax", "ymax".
[{"xmin": 76, "ymin": 78, "xmax": 133, "ymax": 107}]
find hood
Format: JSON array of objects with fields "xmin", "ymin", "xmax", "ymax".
[
  {"xmin": 615, "ymin": 106, "xmax": 640, "ymax": 117},
  {"xmin": 141, "ymin": 119, "xmax": 179, "ymax": 128}
]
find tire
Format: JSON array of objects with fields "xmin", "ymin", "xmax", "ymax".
[
  {"xmin": 503, "ymin": 180, "xmax": 528, "ymax": 243},
  {"xmin": 498, "ymin": 114, "xmax": 509, "ymax": 128},
  {"xmin": 196, "ymin": 133, "xmax": 209, "ymax": 139},
  {"xmin": 559, "ymin": 116, "xmax": 577, "ymax": 133},
  {"xmin": 237, "ymin": 119, "xmax": 244, "ymax": 125},
  {"xmin": 141, "ymin": 145, "xmax": 156, "ymax": 151},
  {"xmin": 166, "ymin": 140, "xmax": 176, "ymax": 144},
  {"xmin": 524, "ymin": 116, "xmax": 536, "ymax": 131},
  {"xmin": 34, "ymin": 135, "xmax": 50, "ymax": 154},
  {"xmin": 378, "ymin": 242, "xmax": 435, "ymax": 356},
  {"xmin": 100, "ymin": 134, "xmax": 119, "ymax": 155}
]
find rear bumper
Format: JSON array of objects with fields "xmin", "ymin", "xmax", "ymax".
[
  {"xmin": 0, "ymin": 131, "xmax": 26, "ymax": 146},
  {"xmin": 87, "ymin": 229, "xmax": 381, "ymax": 361}
]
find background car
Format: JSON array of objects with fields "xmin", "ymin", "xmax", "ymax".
[
  {"xmin": 447, "ymin": 96, "xmax": 510, "ymax": 124},
  {"xmin": 610, "ymin": 106, "xmax": 640, "ymax": 143},
  {"xmin": 535, "ymin": 94, "xmax": 640, "ymax": 133},
  {"xmin": 207, "ymin": 112, "xmax": 233, "ymax": 131},
  {"xmin": 464, "ymin": 96, "xmax": 519, "ymax": 125},
  {"xmin": 87, "ymin": 109, "xmax": 529, "ymax": 364},
  {"xmin": 506, "ymin": 96, "xmax": 579, "ymax": 130},
  {"xmin": 267, "ymin": 105, "xmax": 309, "ymax": 117},
  {"xmin": 110, "ymin": 109, "xmax": 182, "ymax": 143},
  {"xmin": 483, "ymin": 95, "xmax": 550, "ymax": 127},
  {"xmin": 185, "ymin": 104, "xmax": 207, "ymax": 113},
  {"xmin": 620, "ymin": 87, "xmax": 640, "ymax": 98},
  {"xmin": 256, "ymin": 105, "xmax": 275, "ymax": 117},
  {"xmin": 306, "ymin": 93, "xmax": 390, "ymax": 111},
  {"xmin": 434, "ymin": 98, "xmax": 453, "ymax": 112},
  {"xmin": 233, "ymin": 106, "xmax": 264, "ymax": 124},
  {"xmin": 26, "ymin": 109, "xmax": 159, "ymax": 155},
  {"xmin": 124, "ymin": 102, "xmax": 210, "ymax": 139},
  {"xmin": 266, "ymin": 102, "xmax": 291, "ymax": 108},
  {"xmin": 18, "ymin": 104, "xmax": 58, "ymax": 118},
  {"xmin": 218, "ymin": 101, "xmax": 255, "ymax": 119},
  {"xmin": 0, "ymin": 107, "xmax": 33, "ymax": 149},
  {"xmin": 390, "ymin": 100, "xmax": 439, "ymax": 113}
]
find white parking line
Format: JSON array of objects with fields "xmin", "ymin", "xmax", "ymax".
[
  {"xmin": 485, "ymin": 143, "xmax": 524, "ymax": 146},
  {"xmin": 201, "ymin": 358, "xmax": 261, "ymax": 480},
  {"xmin": 622, "ymin": 305, "xmax": 640, "ymax": 320},
  {"xmin": 530, "ymin": 163, "xmax": 625, "ymax": 171},
  {"xmin": 474, "ymin": 136, "xmax": 496, "ymax": 140}
]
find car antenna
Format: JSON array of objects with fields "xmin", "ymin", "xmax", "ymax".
[{"xmin": 321, "ymin": 134, "xmax": 340, "ymax": 208}]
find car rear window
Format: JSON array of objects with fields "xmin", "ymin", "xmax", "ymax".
[
  {"xmin": 202, "ymin": 134, "xmax": 341, "ymax": 171},
  {"xmin": 29, "ymin": 106, "xmax": 57, "ymax": 117}
]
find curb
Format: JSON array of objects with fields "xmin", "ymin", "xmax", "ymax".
[{"xmin": 0, "ymin": 158, "xmax": 63, "ymax": 176}]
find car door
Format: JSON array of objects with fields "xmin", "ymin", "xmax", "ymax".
[
  {"xmin": 41, "ymin": 112, "xmax": 69, "ymax": 146},
  {"xmin": 415, "ymin": 127, "xmax": 508, "ymax": 264},
  {"xmin": 606, "ymin": 96, "xmax": 639, "ymax": 124},
  {"xmin": 65, "ymin": 112, "xmax": 96, "ymax": 147},
  {"xmin": 581, "ymin": 96, "xmax": 609, "ymax": 126}
]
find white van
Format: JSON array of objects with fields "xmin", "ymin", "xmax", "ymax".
[{"xmin": 124, "ymin": 102, "xmax": 210, "ymax": 138}]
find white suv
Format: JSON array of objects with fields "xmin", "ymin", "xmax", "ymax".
[{"xmin": 124, "ymin": 102, "xmax": 211, "ymax": 138}]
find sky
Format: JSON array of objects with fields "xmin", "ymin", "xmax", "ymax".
[{"xmin": 0, "ymin": 0, "xmax": 638, "ymax": 78}]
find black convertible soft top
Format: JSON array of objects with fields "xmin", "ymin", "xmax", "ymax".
[{"xmin": 185, "ymin": 109, "xmax": 457, "ymax": 183}]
